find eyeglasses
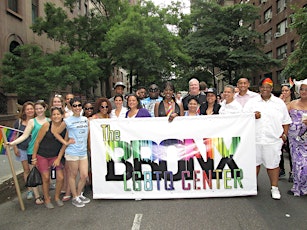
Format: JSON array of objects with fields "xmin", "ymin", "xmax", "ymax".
[
  {"xmin": 72, "ymin": 104, "xmax": 82, "ymax": 108},
  {"xmin": 100, "ymin": 106, "xmax": 108, "ymax": 109},
  {"xmin": 84, "ymin": 107, "xmax": 94, "ymax": 110},
  {"xmin": 149, "ymin": 88, "xmax": 158, "ymax": 92}
]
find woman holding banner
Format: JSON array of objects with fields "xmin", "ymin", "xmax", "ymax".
[
  {"xmin": 126, "ymin": 94, "xmax": 151, "ymax": 118},
  {"xmin": 13, "ymin": 101, "xmax": 35, "ymax": 200},
  {"xmin": 7, "ymin": 100, "xmax": 49, "ymax": 205}
]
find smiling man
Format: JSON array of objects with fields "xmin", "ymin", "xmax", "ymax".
[
  {"xmin": 234, "ymin": 78, "xmax": 259, "ymax": 107},
  {"xmin": 244, "ymin": 78, "xmax": 292, "ymax": 200}
]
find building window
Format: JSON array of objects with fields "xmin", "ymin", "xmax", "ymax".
[
  {"xmin": 277, "ymin": 0, "xmax": 286, "ymax": 14},
  {"xmin": 277, "ymin": 70, "xmax": 285, "ymax": 84},
  {"xmin": 290, "ymin": 40, "xmax": 295, "ymax": 52},
  {"xmin": 8, "ymin": 0, "xmax": 18, "ymax": 13},
  {"xmin": 277, "ymin": 44, "xmax": 287, "ymax": 59},
  {"xmin": 32, "ymin": 0, "xmax": 39, "ymax": 23},
  {"xmin": 264, "ymin": 30, "xmax": 272, "ymax": 44},
  {"xmin": 84, "ymin": 2, "xmax": 88, "ymax": 16},
  {"xmin": 264, "ymin": 8, "xmax": 272, "ymax": 23},
  {"xmin": 266, "ymin": 51, "xmax": 273, "ymax": 58},
  {"xmin": 9, "ymin": 41, "xmax": 20, "ymax": 54},
  {"xmin": 276, "ymin": 20, "xmax": 287, "ymax": 36}
]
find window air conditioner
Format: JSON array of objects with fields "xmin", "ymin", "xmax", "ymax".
[
  {"xmin": 283, "ymin": 53, "xmax": 287, "ymax": 58},
  {"xmin": 274, "ymin": 32, "xmax": 281, "ymax": 38},
  {"xmin": 261, "ymin": 0, "xmax": 267, "ymax": 3}
]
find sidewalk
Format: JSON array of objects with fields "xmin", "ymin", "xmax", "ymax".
[{"xmin": 0, "ymin": 152, "xmax": 24, "ymax": 204}]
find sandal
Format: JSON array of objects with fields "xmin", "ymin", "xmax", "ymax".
[
  {"xmin": 35, "ymin": 197, "xmax": 44, "ymax": 205},
  {"xmin": 62, "ymin": 195, "xmax": 71, "ymax": 202}
]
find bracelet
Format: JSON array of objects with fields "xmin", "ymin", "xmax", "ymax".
[{"xmin": 31, "ymin": 158, "xmax": 37, "ymax": 162}]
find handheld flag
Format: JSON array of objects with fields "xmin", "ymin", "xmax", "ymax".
[{"xmin": 0, "ymin": 125, "xmax": 23, "ymax": 155}]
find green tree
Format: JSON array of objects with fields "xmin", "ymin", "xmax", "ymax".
[
  {"xmin": 31, "ymin": 1, "xmax": 130, "ymax": 96},
  {"xmin": 282, "ymin": 7, "xmax": 307, "ymax": 80},
  {"xmin": 1, "ymin": 44, "xmax": 99, "ymax": 101},
  {"xmin": 103, "ymin": 2, "xmax": 189, "ymax": 91},
  {"xmin": 181, "ymin": 1, "xmax": 279, "ymax": 86}
]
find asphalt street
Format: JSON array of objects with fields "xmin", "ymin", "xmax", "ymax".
[{"xmin": 0, "ymin": 152, "xmax": 306, "ymax": 230}]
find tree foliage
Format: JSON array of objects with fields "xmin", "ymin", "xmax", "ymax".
[
  {"xmin": 103, "ymin": 2, "xmax": 189, "ymax": 89},
  {"xmin": 282, "ymin": 7, "xmax": 307, "ymax": 80},
  {"xmin": 180, "ymin": 1, "xmax": 280, "ymax": 86},
  {"xmin": 29, "ymin": 0, "xmax": 189, "ymax": 94},
  {"xmin": 0, "ymin": 44, "xmax": 99, "ymax": 102}
]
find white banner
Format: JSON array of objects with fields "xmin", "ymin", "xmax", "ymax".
[{"xmin": 91, "ymin": 113, "xmax": 257, "ymax": 199}]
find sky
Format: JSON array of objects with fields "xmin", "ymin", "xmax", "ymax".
[{"xmin": 151, "ymin": 0, "xmax": 190, "ymax": 14}]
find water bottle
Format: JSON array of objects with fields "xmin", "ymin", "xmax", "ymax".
[{"xmin": 51, "ymin": 167, "xmax": 56, "ymax": 179}]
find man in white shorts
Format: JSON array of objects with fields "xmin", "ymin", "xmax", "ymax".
[{"xmin": 244, "ymin": 78, "xmax": 292, "ymax": 200}]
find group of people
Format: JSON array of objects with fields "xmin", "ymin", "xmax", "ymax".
[{"xmin": 5, "ymin": 76, "xmax": 307, "ymax": 210}]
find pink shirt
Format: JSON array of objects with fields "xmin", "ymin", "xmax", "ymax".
[{"xmin": 234, "ymin": 90, "xmax": 259, "ymax": 107}]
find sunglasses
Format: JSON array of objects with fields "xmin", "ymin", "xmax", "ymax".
[
  {"xmin": 149, "ymin": 88, "xmax": 158, "ymax": 92},
  {"xmin": 100, "ymin": 106, "xmax": 108, "ymax": 109},
  {"xmin": 84, "ymin": 107, "xmax": 94, "ymax": 110},
  {"xmin": 72, "ymin": 104, "xmax": 82, "ymax": 108}
]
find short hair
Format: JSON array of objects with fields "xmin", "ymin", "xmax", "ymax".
[
  {"xmin": 69, "ymin": 97, "xmax": 82, "ymax": 106},
  {"xmin": 199, "ymin": 81, "xmax": 207, "ymax": 90},
  {"xmin": 65, "ymin": 93, "xmax": 74, "ymax": 100},
  {"xmin": 224, "ymin": 85, "xmax": 235, "ymax": 93},
  {"xmin": 237, "ymin": 78, "xmax": 250, "ymax": 84},
  {"xmin": 188, "ymin": 96, "xmax": 199, "ymax": 104},
  {"xmin": 189, "ymin": 78, "xmax": 199, "ymax": 85}
]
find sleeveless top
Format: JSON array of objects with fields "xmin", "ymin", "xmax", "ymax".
[
  {"xmin": 27, "ymin": 118, "xmax": 49, "ymax": 155},
  {"xmin": 38, "ymin": 122, "xmax": 66, "ymax": 158},
  {"xmin": 157, "ymin": 101, "xmax": 180, "ymax": 117},
  {"xmin": 13, "ymin": 119, "xmax": 31, "ymax": 150}
]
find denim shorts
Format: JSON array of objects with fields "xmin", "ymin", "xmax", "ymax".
[{"xmin": 15, "ymin": 148, "xmax": 28, "ymax": 162}]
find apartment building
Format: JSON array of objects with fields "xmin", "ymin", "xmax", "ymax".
[
  {"xmin": 246, "ymin": 0, "xmax": 307, "ymax": 89},
  {"xmin": 0, "ymin": 0, "xmax": 88, "ymax": 115}
]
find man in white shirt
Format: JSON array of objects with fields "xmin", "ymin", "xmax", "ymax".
[
  {"xmin": 235, "ymin": 78, "xmax": 259, "ymax": 107},
  {"xmin": 244, "ymin": 78, "xmax": 292, "ymax": 200}
]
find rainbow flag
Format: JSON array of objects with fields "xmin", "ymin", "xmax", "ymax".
[{"xmin": 0, "ymin": 125, "xmax": 23, "ymax": 155}]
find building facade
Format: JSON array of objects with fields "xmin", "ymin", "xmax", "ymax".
[
  {"xmin": 245, "ymin": 0, "xmax": 307, "ymax": 90},
  {"xmin": 0, "ymin": 0, "xmax": 88, "ymax": 116}
]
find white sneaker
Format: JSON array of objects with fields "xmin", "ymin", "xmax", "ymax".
[
  {"xmin": 79, "ymin": 192, "xmax": 90, "ymax": 204},
  {"xmin": 271, "ymin": 186, "xmax": 281, "ymax": 200},
  {"xmin": 72, "ymin": 197, "xmax": 85, "ymax": 208}
]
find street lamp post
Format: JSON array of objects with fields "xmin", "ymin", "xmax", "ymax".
[{"xmin": 206, "ymin": 69, "xmax": 226, "ymax": 94}]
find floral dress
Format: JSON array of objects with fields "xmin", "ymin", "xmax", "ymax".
[{"xmin": 288, "ymin": 109, "xmax": 307, "ymax": 196}]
